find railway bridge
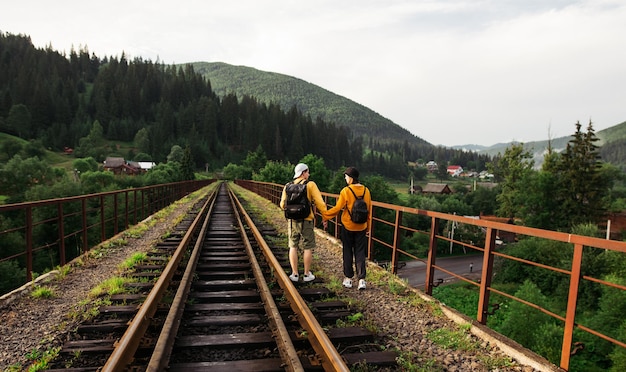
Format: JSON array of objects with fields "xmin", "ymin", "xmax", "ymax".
[{"xmin": 1, "ymin": 179, "xmax": 624, "ymax": 370}]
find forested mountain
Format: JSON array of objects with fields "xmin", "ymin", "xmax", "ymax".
[
  {"xmin": 0, "ymin": 32, "xmax": 491, "ymax": 178},
  {"xmin": 191, "ymin": 62, "xmax": 427, "ymax": 147}
]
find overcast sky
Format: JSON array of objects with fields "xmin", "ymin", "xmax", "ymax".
[{"xmin": 2, "ymin": 0, "xmax": 625, "ymax": 147}]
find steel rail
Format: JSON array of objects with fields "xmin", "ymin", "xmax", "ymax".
[
  {"xmin": 145, "ymin": 187, "xmax": 218, "ymax": 371},
  {"xmin": 101, "ymin": 188, "xmax": 215, "ymax": 371},
  {"xmin": 230, "ymin": 185, "xmax": 350, "ymax": 372},
  {"xmin": 226, "ymin": 185, "xmax": 305, "ymax": 372}
]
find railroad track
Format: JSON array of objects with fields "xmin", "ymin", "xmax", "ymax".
[{"xmin": 46, "ymin": 182, "xmax": 397, "ymax": 371}]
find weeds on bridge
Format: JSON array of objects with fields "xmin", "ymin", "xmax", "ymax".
[
  {"xmin": 396, "ymin": 352, "xmax": 439, "ymax": 372},
  {"xmin": 118, "ymin": 251, "xmax": 148, "ymax": 271},
  {"xmin": 426, "ymin": 323, "xmax": 480, "ymax": 352},
  {"xmin": 30, "ymin": 285, "xmax": 55, "ymax": 299},
  {"xmin": 478, "ymin": 354, "xmax": 515, "ymax": 370},
  {"xmin": 21, "ymin": 346, "xmax": 60, "ymax": 372},
  {"xmin": 89, "ymin": 276, "xmax": 134, "ymax": 297},
  {"xmin": 55, "ymin": 264, "xmax": 72, "ymax": 279}
]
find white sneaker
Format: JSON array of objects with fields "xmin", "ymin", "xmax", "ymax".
[
  {"xmin": 289, "ymin": 273, "xmax": 299, "ymax": 282},
  {"xmin": 358, "ymin": 279, "xmax": 366, "ymax": 290},
  {"xmin": 303, "ymin": 272, "xmax": 315, "ymax": 282},
  {"xmin": 342, "ymin": 277, "xmax": 352, "ymax": 288}
]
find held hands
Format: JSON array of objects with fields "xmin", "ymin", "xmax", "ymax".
[{"xmin": 318, "ymin": 210, "xmax": 329, "ymax": 230}]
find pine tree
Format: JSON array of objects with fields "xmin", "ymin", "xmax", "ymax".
[{"xmin": 558, "ymin": 121, "xmax": 608, "ymax": 227}]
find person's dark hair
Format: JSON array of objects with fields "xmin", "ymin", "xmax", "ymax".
[{"xmin": 344, "ymin": 166, "xmax": 359, "ymax": 182}]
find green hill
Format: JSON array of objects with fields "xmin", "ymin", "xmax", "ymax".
[
  {"xmin": 191, "ymin": 62, "xmax": 430, "ymax": 148},
  {"xmin": 452, "ymin": 121, "xmax": 626, "ymax": 169},
  {"xmin": 0, "ymin": 133, "xmax": 73, "ymax": 168},
  {"xmin": 597, "ymin": 120, "xmax": 626, "ymax": 143}
]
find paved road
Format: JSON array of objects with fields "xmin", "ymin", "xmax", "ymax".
[{"xmin": 396, "ymin": 254, "xmax": 483, "ymax": 289}]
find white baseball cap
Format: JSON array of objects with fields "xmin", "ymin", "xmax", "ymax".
[{"xmin": 293, "ymin": 163, "xmax": 308, "ymax": 178}]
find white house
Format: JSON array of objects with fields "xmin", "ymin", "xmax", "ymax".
[
  {"xmin": 426, "ymin": 160, "xmax": 438, "ymax": 171},
  {"xmin": 138, "ymin": 161, "xmax": 156, "ymax": 171}
]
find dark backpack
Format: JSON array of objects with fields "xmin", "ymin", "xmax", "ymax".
[
  {"xmin": 284, "ymin": 180, "xmax": 310, "ymax": 220},
  {"xmin": 347, "ymin": 186, "xmax": 369, "ymax": 224}
]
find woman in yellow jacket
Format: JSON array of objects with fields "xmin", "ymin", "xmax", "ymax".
[{"xmin": 322, "ymin": 167, "xmax": 372, "ymax": 290}]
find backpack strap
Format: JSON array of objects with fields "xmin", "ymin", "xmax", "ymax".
[
  {"xmin": 346, "ymin": 186, "xmax": 358, "ymax": 218},
  {"xmin": 347, "ymin": 186, "xmax": 366, "ymax": 199},
  {"xmin": 347, "ymin": 186, "xmax": 358, "ymax": 198},
  {"xmin": 296, "ymin": 179, "xmax": 310, "ymax": 201}
]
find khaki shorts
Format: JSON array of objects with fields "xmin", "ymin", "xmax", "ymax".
[{"xmin": 288, "ymin": 219, "xmax": 315, "ymax": 250}]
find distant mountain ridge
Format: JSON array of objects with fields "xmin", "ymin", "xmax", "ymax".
[
  {"xmin": 191, "ymin": 62, "xmax": 430, "ymax": 147},
  {"xmin": 452, "ymin": 121, "xmax": 626, "ymax": 168}
]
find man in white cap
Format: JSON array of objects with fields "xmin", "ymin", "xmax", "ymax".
[{"xmin": 280, "ymin": 163, "xmax": 328, "ymax": 283}]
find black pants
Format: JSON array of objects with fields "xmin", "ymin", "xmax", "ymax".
[{"xmin": 341, "ymin": 227, "xmax": 367, "ymax": 280}]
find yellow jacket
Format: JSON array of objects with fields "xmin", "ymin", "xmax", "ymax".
[
  {"xmin": 323, "ymin": 184, "xmax": 372, "ymax": 231},
  {"xmin": 279, "ymin": 177, "xmax": 327, "ymax": 221}
]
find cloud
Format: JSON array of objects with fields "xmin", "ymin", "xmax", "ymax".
[{"xmin": 1, "ymin": 0, "xmax": 625, "ymax": 146}]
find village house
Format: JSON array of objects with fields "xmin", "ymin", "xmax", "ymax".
[
  {"xmin": 447, "ymin": 165, "xmax": 464, "ymax": 177},
  {"xmin": 422, "ymin": 183, "xmax": 452, "ymax": 195},
  {"xmin": 479, "ymin": 171, "xmax": 494, "ymax": 180},
  {"xmin": 103, "ymin": 157, "xmax": 142, "ymax": 175}
]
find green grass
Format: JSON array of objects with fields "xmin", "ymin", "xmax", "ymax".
[
  {"xmin": 55, "ymin": 265, "xmax": 72, "ymax": 279},
  {"xmin": 89, "ymin": 276, "xmax": 133, "ymax": 297},
  {"xmin": 44, "ymin": 151, "xmax": 74, "ymax": 169},
  {"xmin": 0, "ymin": 132, "xmax": 74, "ymax": 171},
  {"xmin": 426, "ymin": 324, "xmax": 480, "ymax": 351},
  {"xmin": 387, "ymin": 181, "xmax": 411, "ymax": 203},
  {"xmin": 396, "ymin": 352, "xmax": 440, "ymax": 372},
  {"xmin": 118, "ymin": 252, "xmax": 147, "ymax": 271},
  {"xmin": 24, "ymin": 347, "xmax": 60, "ymax": 372},
  {"xmin": 31, "ymin": 285, "xmax": 55, "ymax": 299}
]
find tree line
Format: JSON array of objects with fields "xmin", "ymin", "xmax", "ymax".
[{"xmin": 0, "ymin": 32, "xmax": 490, "ymax": 180}]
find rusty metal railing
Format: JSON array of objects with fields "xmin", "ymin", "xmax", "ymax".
[
  {"xmin": 235, "ymin": 179, "xmax": 626, "ymax": 371},
  {"xmin": 0, "ymin": 180, "xmax": 214, "ymax": 293}
]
